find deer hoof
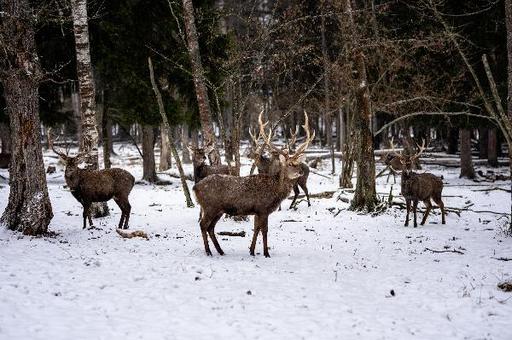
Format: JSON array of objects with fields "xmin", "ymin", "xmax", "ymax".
[
  {"xmin": 264, "ymin": 253, "xmax": 271, "ymax": 258},
  {"xmin": 205, "ymin": 250, "xmax": 212, "ymax": 256}
]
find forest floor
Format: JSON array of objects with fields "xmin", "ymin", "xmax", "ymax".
[{"xmin": 0, "ymin": 143, "xmax": 511, "ymax": 340}]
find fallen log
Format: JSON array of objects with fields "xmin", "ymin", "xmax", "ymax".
[
  {"xmin": 287, "ymin": 190, "xmax": 336, "ymax": 200},
  {"xmin": 217, "ymin": 231, "xmax": 246, "ymax": 237},
  {"xmin": 424, "ymin": 247, "xmax": 464, "ymax": 255},
  {"xmin": 116, "ymin": 228, "xmax": 149, "ymax": 240}
]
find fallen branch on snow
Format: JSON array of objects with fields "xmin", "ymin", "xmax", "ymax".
[
  {"xmin": 491, "ymin": 257, "xmax": 512, "ymax": 262},
  {"xmin": 116, "ymin": 228, "xmax": 149, "ymax": 240},
  {"xmin": 217, "ymin": 231, "xmax": 246, "ymax": 237},
  {"xmin": 424, "ymin": 247, "xmax": 464, "ymax": 255},
  {"xmin": 287, "ymin": 190, "xmax": 335, "ymax": 200},
  {"xmin": 472, "ymin": 187, "xmax": 512, "ymax": 194}
]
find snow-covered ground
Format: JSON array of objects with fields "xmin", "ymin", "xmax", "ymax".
[{"xmin": 0, "ymin": 144, "xmax": 511, "ymax": 340}]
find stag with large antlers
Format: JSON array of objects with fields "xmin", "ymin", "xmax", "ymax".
[
  {"xmin": 389, "ymin": 140, "xmax": 446, "ymax": 227},
  {"xmin": 248, "ymin": 122, "xmax": 311, "ymax": 208},
  {"xmin": 49, "ymin": 131, "xmax": 135, "ymax": 229},
  {"xmin": 193, "ymin": 111, "xmax": 315, "ymax": 257}
]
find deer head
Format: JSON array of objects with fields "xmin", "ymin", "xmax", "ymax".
[
  {"xmin": 389, "ymin": 138, "xmax": 426, "ymax": 174},
  {"xmin": 258, "ymin": 110, "xmax": 314, "ymax": 183},
  {"xmin": 48, "ymin": 129, "xmax": 86, "ymax": 187},
  {"xmin": 188, "ymin": 142, "xmax": 215, "ymax": 167}
]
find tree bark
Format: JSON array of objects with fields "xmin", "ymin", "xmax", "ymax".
[
  {"xmin": 101, "ymin": 105, "xmax": 112, "ymax": 169},
  {"xmin": 71, "ymin": 0, "xmax": 108, "ymax": 216},
  {"xmin": 447, "ymin": 127, "xmax": 458, "ymax": 154},
  {"xmin": 350, "ymin": 53, "xmax": 378, "ymax": 211},
  {"xmin": 159, "ymin": 124, "xmax": 172, "ymax": 171},
  {"xmin": 142, "ymin": 125, "xmax": 157, "ymax": 183},
  {"xmin": 182, "ymin": 124, "xmax": 191, "ymax": 163},
  {"xmin": 0, "ymin": 122, "xmax": 11, "ymax": 154},
  {"xmin": 181, "ymin": 0, "xmax": 221, "ymax": 165},
  {"xmin": 459, "ymin": 129, "xmax": 475, "ymax": 179},
  {"xmin": 506, "ymin": 0, "xmax": 512, "ymax": 232},
  {"xmin": 488, "ymin": 128, "xmax": 498, "ymax": 167},
  {"xmin": 478, "ymin": 127, "xmax": 488, "ymax": 159},
  {"xmin": 0, "ymin": 0, "xmax": 53, "ymax": 234}
]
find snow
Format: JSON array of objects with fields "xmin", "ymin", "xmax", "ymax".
[{"xmin": 0, "ymin": 144, "xmax": 511, "ymax": 340}]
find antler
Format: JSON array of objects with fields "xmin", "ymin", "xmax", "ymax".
[
  {"xmin": 411, "ymin": 139, "xmax": 426, "ymax": 160},
  {"xmin": 47, "ymin": 128, "xmax": 69, "ymax": 160},
  {"xmin": 389, "ymin": 137, "xmax": 402, "ymax": 156},
  {"xmin": 259, "ymin": 111, "xmax": 287, "ymax": 156},
  {"xmin": 290, "ymin": 111, "xmax": 315, "ymax": 160},
  {"xmin": 288, "ymin": 126, "xmax": 299, "ymax": 150}
]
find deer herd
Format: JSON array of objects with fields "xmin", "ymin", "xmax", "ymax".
[{"xmin": 44, "ymin": 112, "xmax": 446, "ymax": 257}]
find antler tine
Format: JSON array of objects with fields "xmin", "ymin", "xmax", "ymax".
[
  {"xmin": 288, "ymin": 125, "xmax": 299, "ymax": 149},
  {"xmin": 389, "ymin": 137, "xmax": 402, "ymax": 156},
  {"xmin": 47, "ymin": 128, "xmax": 69, "ymax": 159},
  {"xmin": 413, "ymin": 138, "xmax": 426, "ymax": 159},
  {"xmin": 291, "ymin": 111, "xmax": 313, "ymax": 159},
  {"xmin": 259, "ymin": 111, "xmax": 285, "ymax": 155}
]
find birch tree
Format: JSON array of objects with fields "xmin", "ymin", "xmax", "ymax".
[
  {"xmin": 71, "ymin": 0, "xmax": 108, "ymax": 216},
  {"xmin": 181, "ymin": 0, "xmax": 221, "ymax": 165},
  {"xmin": 0, "ymin": 0, "xmax": 53, "ymax": 234}
]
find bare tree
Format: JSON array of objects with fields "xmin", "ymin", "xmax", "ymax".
[
  {"xmin": 459, "ymin": 129, "xmax": 475, "ymax": 179},
  {"xmin": 71, "ymin": 0, "xmax": 108, "ymax": 216},
  {"xmin": 148, "ymin": 57, "xmax": 194, "ymax": 207},
  {"xmin": 181, "ymin": 0, "xmax": 221, "ymax": 165},
  {"xmin": 159, "ymin": 124, "xmax": 172, "ymax": 171},
  {"xmin": 350, "ymin": 52, "xmax": 378, "ymax": 211},
  {"xmin": 0, "ymin": 0, "xmax": 53, "ymax": 234},
  {"xmin": 141, "ymin": 125, "xmax": 157, "ymax": 182}
]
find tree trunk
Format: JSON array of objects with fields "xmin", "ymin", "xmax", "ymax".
[
  {"xmin": 488, "ymin": 128, "xmax": 498, "ymax": 167},
  {"xmin": 478, "ymin": 127, "xmax": 488, "ymax": 159},
  {"xmin": 447, "ymin": 127, "xmax": 458, "ymax": 154},
  {"xmin": 148, "ymin": 57, "xmax": 194, "ymax": 207},
  {"xmin": 0, "ymin": 122, "xmax": 11, "ymax": 154},
  {"xmin": 350, "ymin": 53, "xmax": 378, "ymax": 211},
  {"xmin": 182, "ymin": 124, "xmax": 191, "ymax": 163},
  {"xmin": 181, "ymin": 0, "xmax": 221, "ymax": 165},
  {"xmin": 101, "ymin": 105, "xmax": 112, "ymax": 169},
  {"xmin": 71, "ymin": 0, "xmax": 108, "ymax": 216},
  {"xmin": 459, "ymin": 129, "xmax": 475, "ymax": 179},
  {"xmin": 142, "ymin": 125, "xmax": 157, "ymax": 183},
  {"xmin": 506, "ymin": 0, "xmax": 512, "ymax": 232},
  {"xmin": 159, "ymin": 124, "xmax": 172, "ymax": 171},
  {"xmin": 0, "ymin": 0, "xmax": 53, "ymax": 235}
]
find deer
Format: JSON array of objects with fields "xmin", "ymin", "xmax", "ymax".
[
  {"xmin": 48, "ymin": 131, "xmax": 135, "ymax": 230},
  {"xmin": 248, "ymin": 125, "xmax": 311, "ymax": 209},
  {"xmin": 193, "ymin": 111, "xmax": 315, "ymax": 257},
  {"xmin": 381, "ymin": 138, "xmax": 421, "ymax": 183},
  {"xmin": 188, "ymin": 142, "xmax": 237, "ymax": 184},
  {"xmin": 389, "ymin": 140, "xmax": 446, "ymax": 227}
]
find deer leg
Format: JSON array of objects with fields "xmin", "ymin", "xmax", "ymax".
[
  {"xmin": 300, "ymin": 182, "xmax": 311, "ymax": 207},
  {"xmin": 260, "ymin": 215, "xmax": 270, "ymax": 258},
  {"xmin": 433, "ymin": 196, "xmax": 446, "ymax": 224},
  {"xmin": 123, "ymin": 201, "xmax": 131, "ymax": 229},
  {"xmin": 412, "ymin": 200, "xmax": 418, "ymax": 228},
  {"xmin": 289, "ymin": 185, "xmax": 300, "ymax": 209},
  {"xmin": 405, "ymin": 199, "xmax": 411, "ymax": 226},
  {"xmin": 82, "ymin": 202, "xmax": 92, "ymax": 229},
  {"xmin": 421, "ymin": 199, "xmax": 432, "ymax": 225},
  {"xmin": 113, "ymin": 198, "xmax": 125, "ymax": 229},
  {"xmin": 250, "ymin": 215, "xmax": 261, "ymax": 256},
  {"xmin": 207, "ymin": 213, "xmax": 224, "ymax": 255},
  {"xmin": 200, "ymin": 214, "xmax": 213, "ymax": 256}
]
